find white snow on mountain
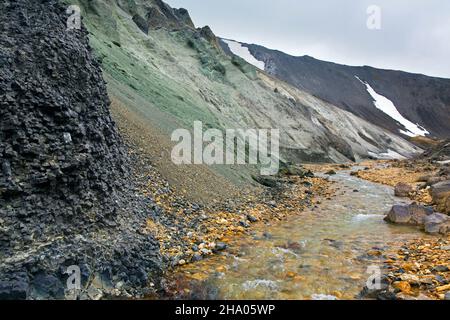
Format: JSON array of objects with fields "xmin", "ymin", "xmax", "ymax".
[
  {"xmin": 355, "ymin": 76, "xmax": 429, "ymax": 137},
  {"xmin": 222, "ymin": 39, "xmax": 265, "ymax": 70}
]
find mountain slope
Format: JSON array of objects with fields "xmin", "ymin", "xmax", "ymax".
[
  {"xmin": 67, "ymin": 0, "xmax": 420, "ymax": 191},
  {"xmin": 0, "ymin": 0, "xmax": 162, "ymax": 299},
  {"xmin": 219, "ymin": 39, "xmax": 450, "ymax": 139}
]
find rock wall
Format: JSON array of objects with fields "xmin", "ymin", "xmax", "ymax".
[{"xmin": 0, "ymin": 0, "xmax": 162, "ymax": 299}]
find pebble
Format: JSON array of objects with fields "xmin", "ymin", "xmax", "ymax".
[{"xmin": 215, "ymin": 242, "xmax": 228, "ymax": 251}]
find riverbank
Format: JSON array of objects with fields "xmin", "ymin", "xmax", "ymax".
[
  {"xmin": 373, "ymin": 236, "xmax": 450, "ymax": 300},
  {"xmin": 348, "ymin": 152, "xmax": 450, "ymax": 300},
  {"xmin": 162, "ymin": 168, "xmax": 433, "ymax": 300}
]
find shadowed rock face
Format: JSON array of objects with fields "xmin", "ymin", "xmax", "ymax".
[
  {"xmin": 119, "ymin": 0, "xmax": 195, "ymax": 32},
  {"xmin": 0, "ymin": 0, "xmax": 161, "ymax": 299},
  {"xmin": 220, "ymin": 40, "xmax": 450, "ymax": 139}
]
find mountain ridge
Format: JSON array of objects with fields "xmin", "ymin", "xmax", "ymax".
[
  {"xmin": 67, "ymin": 0, "xmax": 421, "ymax": 186},
  {"xmin": 219, "ymin": 38, "xmax": 450, "ymax": 139}
]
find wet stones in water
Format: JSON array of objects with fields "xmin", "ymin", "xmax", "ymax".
[
  {"xmin": 277, "ymin": 241, "xmax": 305, "ymax": 253},
  {"xmin": 254, "ymin": 232, "xmax": 274, "ymax": 241},
  {"xmin": 263, "ymin": 232, "xmax": 273, "ymax": 240},
  {"xmin": 325, "ymin": 239, "xmax": 344, "ymax": 250},
  {"xmin": 325, "ymin": 170, "xmax": 337, "ymax": 175}
]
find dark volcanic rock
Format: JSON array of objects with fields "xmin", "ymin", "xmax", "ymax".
[{"xmin": 0, "ymin": 0, "xmax": 162, "ymax": 299}]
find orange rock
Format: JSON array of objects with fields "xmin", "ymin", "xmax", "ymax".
[
  {"xmin": 393, "ymin": 281, "xmax": 412, "ymax": 293},
  {"xmin": 286, "ymin": 272, "xmax": 296, "ymax": 278},
  {"xmin": 436, "ymin": 284, "xmax": 450, "ymax": 292},
  {"xmin": 216, "ymin": 266, "xmax": 226, "ymax": 273}
]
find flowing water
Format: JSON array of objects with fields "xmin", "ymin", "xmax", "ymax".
[{"xmin": 169, "ymin": 169, "xmax": 428, "ymax": 300}]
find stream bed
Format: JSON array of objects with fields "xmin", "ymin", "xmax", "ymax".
[{"xmin": 168, "ymin": 170, "xmax": 429, "ymax": 299}]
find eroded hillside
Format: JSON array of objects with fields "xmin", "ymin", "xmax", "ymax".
[{"xmin": 68, "ymin": 0, "xmax": 421, "ymax": 197}]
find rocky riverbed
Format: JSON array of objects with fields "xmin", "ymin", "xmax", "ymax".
[
  {"xmin": 361, "ymin": 236, "xmax": 450, "ymax": 300},
  {"xmin": 162, "ymin": 168, "xmax": 446, "ymax": 300}
]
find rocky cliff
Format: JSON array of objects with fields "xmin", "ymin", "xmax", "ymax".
[{"xmin": 0, "ymin": 0, "xmax": 162, "ymax": 299}]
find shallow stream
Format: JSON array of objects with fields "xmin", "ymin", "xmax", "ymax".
[{"xmin": 169, "ymin": 170, "xmax": 427, "ymax": 299}]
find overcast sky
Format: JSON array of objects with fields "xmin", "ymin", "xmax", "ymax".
[{"xmin": 165, "ymin": 0, "xmax": 450, "ymax": 78}]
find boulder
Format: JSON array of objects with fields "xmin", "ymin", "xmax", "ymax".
[
  {"xmin": 385, "ymin": 204, "xmax": 445, "ymax": 234},
  {"xmin": 426, "ymin": 176, "xmax": 444, "ymax": 186},
  {"xmin": 385, "ymin": 205, "xmax": 412, "ymax": 224},
  {"xmin": 408, "ymin": 203, "xmax": 433, "ymax": 225},
  {"xmin": 424, "ymin": 213, "xmax": 449, "ymax": 235},
  {"xmin": 31, "ymin": 273, "xmax": 65, "ymax": 299},
  {"xmin": 394, "ymin": 183, "xmax": 414, "ymax": 197},
  {"xmin": 416, "ymin": 175, "xmax": 431, "ymax": 183},
  {"xmin": 0, "ymin": 273, "xmax": 29, "ymax": 300},
  {"xmin": 431, "ymin": 180, "xmax": 450, "ymax": 214}
]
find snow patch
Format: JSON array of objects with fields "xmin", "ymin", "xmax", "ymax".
[
  {"xmin": 222, "ymin": 39, "xmax": 265, "ymax": 70},
  {"xmin": 355, "ymin": 76, "xmax": 429, "ymax": 137}
]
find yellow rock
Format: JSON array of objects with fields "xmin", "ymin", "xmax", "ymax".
[
  {"xmin": 189, "ymin": 273, "xmax": 207, "ymax": 281},
  {"xmin": 293, "ymin": 275, "xmax": 305, "ymax": 282},
  {"xmin": 286, "ymin": 272, "xmax": 296, "ymax": 278},
  {"xmin": 436, "ymin": 284, "xmax": 450, "ymax": 292},
  {"xmin": 216, "ymin": 266, "xmax": 226, "ymax": 273},
  {"xmin": 393, "ymin": 281, "xmax": 412, "ymax": 293}
]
